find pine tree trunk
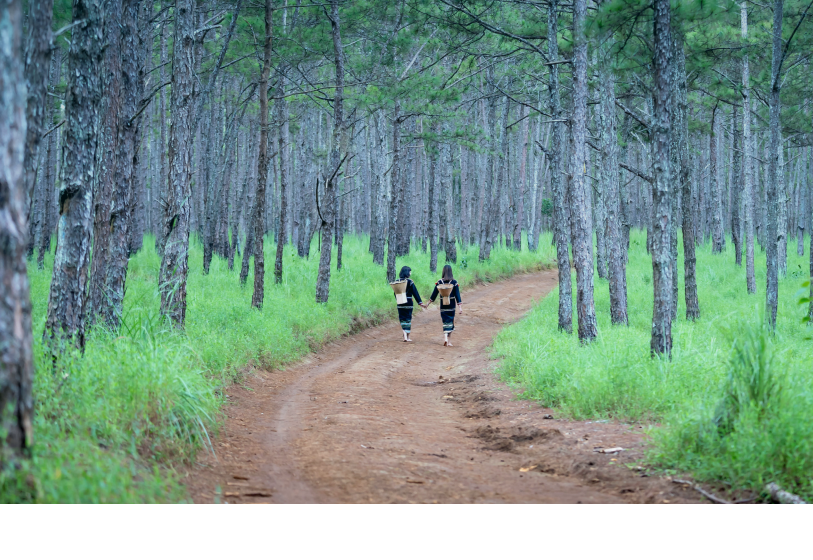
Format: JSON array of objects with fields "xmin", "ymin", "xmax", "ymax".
[
  {"xmin": 513, "ymin": 105, "xmax": 528, "ymax": 251},
  {"xmin": 765, "ymin": 0, "xmax": 783, "ymax": 327},
  {"xmin": 675, "ymin": 37, "xmax": 699, "ymax": 320},
  {"xmin": 22, "ymin": 0, "xmax": 54, "ymax": 243},
  {"xmin": 442, "ymin": 135, "xmax": 457, "ymax": 263},
  {"xmin": 251, "ymin": 1, "xmax": 274, "ymax": 308},
  {"xmin": 372, "ymin": 110, "xmax": 387, "ymax": 265},
  {"xmin": 478, "ymin": 69, "xmax": 496, "ymax": 261},
  {"xmin": 88, "ymin": 0, "xmax": 123, "ymax": 327},
  {"xmin": 428, "ymin": 123, "xmax": 439, "ymax": 273},
  {"xmin": 274, "ymin": 79, "xmax": 289, "ymax": 284},
  {"xmin": 158, "ymin": 0, "xmax": 195, "ymax": 327},
  {"xmin": 742, "ymin": 2, "xmax": 756, "ymax": 294},
  {"xmin": 571, "ymin": 0, "xmax": 598, "ymax": 343},
  {"xmin": 494, "ymin": 97, "xmax": 510, "ymax": 252},
  {"xmin": 202, "ymin": 82, "xmax": 217, "ymax": 275},
  {"xmin": 315, "ymin": 0, "xmax": 344, "ymax": 302},
  {"xmin": 37, "ymin": 48, "xmax": 61, "ymax": 269},
  {"xmin": 45, "ymin": 0, "xmax": 106, "ymax": 349},
  {"xmin": 103, "ymin": 0, "xmax": 143, "ymax": 330},
  {"xmin": 777, "ymin": 134, "xmax": 787, "ymax": 277},
  {"xmin": 386, "ymin": 105, "xmax": 402, "ymax": 282},
  {"xmin": 549, "ymin": 0, "xmax": 572, "ymax": 333},
  {"xmin": 0, "ymin": 0, "xmax": 34, "ymax": 466},
  {"xmin": 599, "ymin": 30, "xmax": 627, "ymax": 325},
  {"xmin": 460, "ymin": 145, "xmax": 471, "ymax": 249},
  {"xmin": 650, "ymin": 0, "xmax": 674, "ymax": 356},
  {"xmin": 798, "ymin": 148, "xmax": 807, "ymax": 257},
  {"xmin": 732, "ymin": 104, "xmax": 743, "ymax": 265},
  {"xmin": 711, "ymin": 106, "xmax": 724, "ymax": 253},
  {"xmin": 155, "ymin": 6, "xmax": 168, "ymax": 254}
]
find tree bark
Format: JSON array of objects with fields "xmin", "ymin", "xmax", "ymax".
[
  {"xmin": 274, "ymin": 76, "xmax": 289, "ymax": 284},
  {"xmin": 386, "ymin": 105, "xmax": 402, "ymax": 283},
  {"xmin": 571, "ymin": 0, "xmax": 597, "ymax": 343},
  {"xmin": 0, "ymin": 0, "xmax": 34, "ymax": 467},
  {"xmin": 742, "ymin": 2, "xmax": 756, "ymax": 294},
  {"xmin": 710, "ymin": 106, "xmax": 724, "ymax": 253},
  {"xmin": 428, "ymin": 123, "xmax": 439, "ymax": 273},
  {"xmin": 37, "ymin": 49, "xmax": 61, "ymax": 269},
  {"xmin": 732, "ymin": 104, "xmax": 743, "ymax": 265},
  {"xmin": 675, "ymin": 37, "xmax": 699, "ymax": 320},
  {"xmin": 777, "ymin": 133, "xmax": 787, "ymax": 277},
  {"xmin": 478, "ymin": 67, "xmax": 497, "ymax": 261},
  {"xmin": 22, "ymin": 0, "xmax": 54, "ymax": 239},
  {"xmin": 650, "ymin": 0, "xmax": 674, "ymax": 356},
  {"xmin": 315, "ymin": 0, "xmax": 344, "ymax": 302},
  {"xmin": 45, "ymin": 0, "xmax": 106, "ymax": 349},
  {"xmin": 103, "ymin": 0, "xmax": 143, "ymax": 330},
  {"xmin": 371, "ymin": 110, "xmax": 387, "ymax": 265},
  {"xmin": 155, "ymin": 4, "xmax": 168, "ymax": 254},
  {"xmin": 548, "ymin": 0, "xmax": 572, "ymax": 333},
  {"xmin": 442, "ymin": 134, "xmax": 457, "ymax": 264},
  {"xmin": 158, "ymin": 0, "xmax": 195, "ymax": 327},
  {"xmin": 251, "ymin": 0, "xmax": 274, "ymax": 308},
  {"xmin": 766, "ymin": 0, "xmax": 783, "ymax": 327},
  {"xmin": 88, "ymin": 0, "xmax": 123, "ymax": 327},
  {"xmin": 599, "ymin": 26, "xmax": 627, "ymax": 325}
]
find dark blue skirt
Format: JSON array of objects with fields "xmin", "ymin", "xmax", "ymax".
[
  {"xmin": 440, "ymin": 309, "xmax": 455, "ymax": 333},
  {"xmin": 397, "ymin": 306, "xmax": 413, "ymax": 332}
]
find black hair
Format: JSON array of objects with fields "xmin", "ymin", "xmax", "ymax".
[
  {"xmin": 399, "ymin": 266, "xmax": 412, "ymax": 280},
  {"xmin": 441, "ymin": 264, "xmax": 454, "ymax": 282}
]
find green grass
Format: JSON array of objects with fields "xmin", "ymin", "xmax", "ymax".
[
  {"xmin": 492, "ymin": 230, "xmax": 813, "ymax": 500},
  {"xmin": 1, "ymin": 232, "xmax": 554, "ymax": 503}
]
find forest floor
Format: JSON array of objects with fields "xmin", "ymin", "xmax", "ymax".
[{"xmin": 186, "ymin": 270, "xmax": 700, "ymax": 504}]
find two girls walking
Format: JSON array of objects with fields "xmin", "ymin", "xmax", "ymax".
[{"xmin": 392, "ymin": 264, "xmax": 463, "ymax": 346}]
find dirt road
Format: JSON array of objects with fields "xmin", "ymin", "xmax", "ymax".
[{"xmin": 187, "ymin": 270, "xmax": 698, "ymax": 503}]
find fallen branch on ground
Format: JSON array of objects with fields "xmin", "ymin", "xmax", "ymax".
[
  {"xmin": 765, "ymin": 482, "xmax": 807, "ymax": 504},
  {"xmin": 672, "ymin": 479, "xmax": 731, "ymax": 504}
]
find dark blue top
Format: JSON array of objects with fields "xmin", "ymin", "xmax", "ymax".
[
  {"xmin": 395, "ymin": 279, "xmax": 423, "ymax": 308},
  {"xmin": 430, "ymin": 279, "xmax": 461, "ymax": 310}
]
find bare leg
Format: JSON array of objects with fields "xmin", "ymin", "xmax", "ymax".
[{"xmin": 446, "ymin": 332, "xmax": 453, "ymax": 347}]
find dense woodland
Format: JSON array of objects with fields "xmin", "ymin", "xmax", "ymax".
[{"xmin": 2, "ymin": 0, "xmax": 813, "ymax": 501}]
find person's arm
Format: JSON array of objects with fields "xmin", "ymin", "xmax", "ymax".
[
  {"xmin": 428, "ymin": 285, "xmax": 439, "ymax": 304},
  {"xmin": 454, "ymin": 284, "xmax": 463, "ymax": 313},
  {"xmin": 410, "ymin": 281, "xmax": 423, "ymax": 306}
]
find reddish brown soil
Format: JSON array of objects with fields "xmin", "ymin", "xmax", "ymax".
[{"xmin": 185, "ymin": 270, "xmax": 700, "ymax": 504}]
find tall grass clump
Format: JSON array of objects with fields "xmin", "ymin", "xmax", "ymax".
[
  {"xmin": 492, "ymin": 230, "xmax": 813, "ymax": 499},
  {"xmin": 1, "ymin": 232, "xmax": 553, "ymax": 502}
]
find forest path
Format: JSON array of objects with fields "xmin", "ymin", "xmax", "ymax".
[{"xmin": 186, "ymin": 270, "xmax": 698, "ymax": 504}]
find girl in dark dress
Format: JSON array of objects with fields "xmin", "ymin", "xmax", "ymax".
[
  {"xmin": 428, "ymin": 264, "xmax": 463, "ymax": 346},
  {"xmin": 395, "ymin": 266, "xmax": 425, "ymax": 342}
]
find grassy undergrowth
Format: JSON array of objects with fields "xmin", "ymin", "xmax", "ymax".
[
  {"xmin": 1, "ymin": 232, "xmax": 553, "ymax": 503},
  {"xmin": 492, "ymin": 230, "xmax": 813, "ymax": 500}
]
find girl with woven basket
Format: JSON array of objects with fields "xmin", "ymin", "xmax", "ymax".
[
  {"xmin": 391, "ymin": 266, "xmax": 425, "ymax": 342},
  {"xmin": 427, "ymin": 265, "xmax": 463, "ymax": 346}
]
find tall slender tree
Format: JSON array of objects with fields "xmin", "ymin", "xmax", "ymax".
[
  {"xmin": 159, "ymin": 0, "xmax": 195, "ymax": 326},
  {"xmin": 548, "ymin": 0, "xmax": 572, "ymax": 333},
  {"xmin": 571, "ymin": 0, "xmax": 598, "ymax": 343},
  {"xmin": 251, "ymin": 0, "xmax": 274, "ymax": 309},
  {"xmin": 0, "ymin": 0, "xmax": 34, "ymax": 467},
  {"xmin": 315, "ymin": 0, "xmax": 346, "ymax": 301},
  {"xmin": 650, "ymin": 0, "xmax": 674, "ymax": 356},
  {"xmin": 44, "ymin": 0, "xmax": 106, "ymax": 348}
]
